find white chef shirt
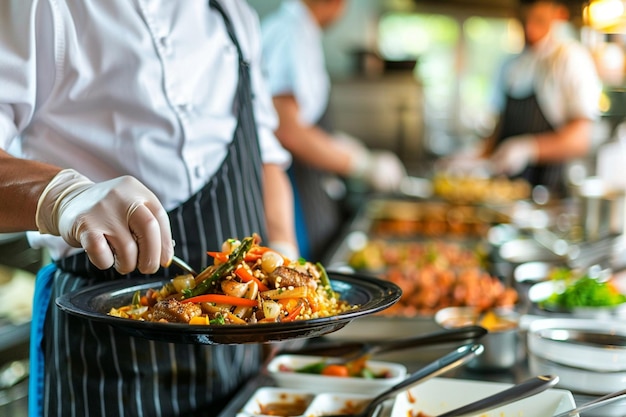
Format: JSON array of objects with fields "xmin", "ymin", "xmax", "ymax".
[
  {"xmin": 261, "ymin": 0, "xmax": 331, "ymax": 126},
  {"xmin": 0, "ymin": 0, "xmax": 290, "ymax": 259},
  {"xmin": 492, "ymin": 31, "xmax": 601, "ymax": 128}
]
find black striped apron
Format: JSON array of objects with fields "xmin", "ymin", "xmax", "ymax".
[
  {"xmin": 34, "ymin": 2, "xmax": 266, "ymax": 415},
  {"xmin": 495, "ymin": 93, "xmax": 567, "ymax": 198}
]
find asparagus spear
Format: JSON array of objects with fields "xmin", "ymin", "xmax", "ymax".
[{"xmin": 183, "ymin": 236, "xmax": 254, "ymax": 298}]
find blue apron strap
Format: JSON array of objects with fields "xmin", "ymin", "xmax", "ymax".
[{"xmin": 29, "ymin": 263, "xmax": 57, "ymax": 417}]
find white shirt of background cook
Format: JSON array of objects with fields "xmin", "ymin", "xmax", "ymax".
[
  {"xmin": 492, "ymin": 31, "xmax": 602, "ymax": 128},
  {"xmin": 261, "ymin": 0, "xmax": 331, "ymax": 126}
]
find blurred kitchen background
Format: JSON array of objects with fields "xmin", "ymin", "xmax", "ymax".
[
  {"xmin": 248, "ymin": 0, "xmax": 626, "ymax": 177},
  {"xmin": 4, "ymin": 0, "xmax": 626, "ymax": 414}
]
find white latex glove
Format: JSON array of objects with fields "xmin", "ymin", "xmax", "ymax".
[
  {"xmin": 36, "ymin": 169, "xmax": 173, "ymax": 274},
  {"xmin": 490, "ymin": 135, "xmax": 538, "ymax": 176},
  {"xmin": 335, "ymin": 131, "xmax": 407, "ymax": 192},
  {"xmin": 358, "ymin": 150, "xmax": 407, "ymax": 192}
]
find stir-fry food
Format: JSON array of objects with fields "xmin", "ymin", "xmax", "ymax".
[
  {"xmin": 279, "ymin": 357, "xmax": 393, "ymax": 379},
  {"xmin": 109, "ymin": 235, "xmax": 357, "ymax": 325}
]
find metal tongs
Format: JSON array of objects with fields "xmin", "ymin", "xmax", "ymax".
[
  {"xmin": 323, "ymin": 343, "xmax": 485, "ymax": 417},
  {"xmin": 170, "ymin": 255, "xmax": 198, "ymax": 276},
  {"xmin": 283, "ymin": 325, "xmax": 487, "ymax": 364}
]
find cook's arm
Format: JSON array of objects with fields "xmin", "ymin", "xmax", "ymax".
[
  {"xmin": 262, "ymin": 163, "xmax": 298, "ymax": 258},
  {"xmin": 533, "ymin": 118, "xmax": 592, "ymax": 163},
  {"xmin": 0, "ymin": 149, "xmax": 59, "ymax": 232},
  {"xmin": 273, "ymin": 95, "xmax": 354, "ymax": 176},
  {"xmin": 0, "ymin": 149, "xmax": 173, "ymax": 274}
]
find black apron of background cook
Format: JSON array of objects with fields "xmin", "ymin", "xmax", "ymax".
[
  {"xmin": 44, "ymin": 2, "xmax": 265, "ymax": 415},
  {"xmin": 288, "ymin": 103, "xmax": 346, "ymax": 262},
  {"xmin": 495, "ymin": 93, "xmax": 567, "ymax": 198}
]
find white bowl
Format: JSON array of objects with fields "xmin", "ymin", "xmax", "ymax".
[
  {"xmin": 390, "ymin": 377, "xmax": 575, "ymax": 417},
  {"xmin": 266, "ymin": 354, "xmax": 407, "ymax": 395},
  {"xmin": 528, "ymin": 318, "xmax": 626, "ymax": 372},
  {"xmin": 529, "ymin": 352, "xmax": 626, "ymax": 395}
]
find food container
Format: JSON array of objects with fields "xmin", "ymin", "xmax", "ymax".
[
  {"xmin": 528, "ymin": 318, "xmax": 626, "ymax": 372},
  {"xmin": 528, "ymin": 352, "xmax": 626, "ymax": 396},
  {"xmin": 527, "ymin": 318, "xmax": 626, "ymax": 397},
  {"xmin": 575, "ymin": 177, "xmax": 625, "ymax": 242},
  {"xmin": 389, "ymin": 377, "xmax": 575, "ymax": 417},
  {"xmin": 238, "ymin": 387, "xmax": 371, "ymax": 417},
  {"xmin": 435, "ymin": 307, "xmax": 521, "ymax": 371},
  {"xmin": 266, "ymin": 354, "xmax": 407, "ymax": 396}
]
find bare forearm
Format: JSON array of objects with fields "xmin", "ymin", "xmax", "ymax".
[
  {"xmin": 273, "ymin": 96, "xmax": 353, "ymax": 176},
  {"xmin": 262, "ymin": 163, "xmax": 297, "ymax": 248},
  {"xmin": 534, "ymin": 119, "xmax": 592, "ymax": 163},
  {"xmin": 0, "ymin": 150, "xmax": 60, "ymax": 232}
]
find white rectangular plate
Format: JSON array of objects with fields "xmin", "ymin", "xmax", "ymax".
[{"xmin": 390, "ymin": 377, "xmax": 575, "ymax": 417}]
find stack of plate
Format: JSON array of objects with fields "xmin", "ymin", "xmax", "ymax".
[{"xmin": 527, "ymin": 318, "xmax": 626, "ymax": 415}]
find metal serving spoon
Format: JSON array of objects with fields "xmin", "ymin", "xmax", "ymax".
[
  {"xmin": 551, "ymin": 388, "xmax": 626, "ymax": 417},
  {"xmin": 434, "ymin": 374, "xmax": 559, "ymax": 417},
  {"xmin": 323, "ymin": 343, "xmax": 484, "ymax": 417}
]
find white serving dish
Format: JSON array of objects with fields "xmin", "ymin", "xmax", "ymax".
[
  {"xmin": 266, "ymin": 354, "xmax": 407, "ymax": 395},
  {"xmin": 527, "ymin": 318, "xmax": 626, "ymax": 372},
  {"xmin": 239, "ymin": 386, "xmax": 314, "ymax": 416},
  {"xmin": 238, "ymin": 387, "xmax": 372, "ymax": 417},
  {"xmin": 529, "ymin": 352, "xmax": 626, "ymax": 395},
  {"xmin": 390, "ymin": 377, "xmax": 575, "ymax": 417}
]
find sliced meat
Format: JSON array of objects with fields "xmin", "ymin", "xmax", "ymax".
[
  {"xmin": 268, "ymin": 266, "xmax": 317, "ymax": 289},
  {"xmin": 151, "ymin": 299, "xmax": 202, "ymax": 323}
]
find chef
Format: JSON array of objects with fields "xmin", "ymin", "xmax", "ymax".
[
  {"xmin": 261, "ymin": 0, "xmax": 407, "ymax": 261},
  {"xmin": 0, "ymin": 1, "xmax": 297, "ymax": 416},
  {"xmin": 482, "ymin": 0, "xmax": 601, "ymax": 197}
]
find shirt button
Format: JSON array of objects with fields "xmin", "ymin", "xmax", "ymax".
[
  {"xmin": 178, "ymin": 103, "xmax": 193, "ymax": 114},
  {"xmin": 159, "ymin": 36, "xmax": 172, "ymax": 54},
  {"xmin": 194, "ymin": 166, "xmax": 204, "ymax": 179}
]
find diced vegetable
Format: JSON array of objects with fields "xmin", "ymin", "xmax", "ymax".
[
  {"xmin": 235, "ymin": 266, "xmax": 269, "ymax": 292},
  {"xmin": 189, "ymin": 316, "xmax": 209, "ymax": 325},
  {"xmin": 321, "ymin": 364, "xmax": 350, "ymax": 377},
  {"xmin": 283, "ymin": 301, "xmax": 304, "ymax": 322},
  {"xmin": 262, "ymin": 300, "xmax": 282, "ymax": 320}
]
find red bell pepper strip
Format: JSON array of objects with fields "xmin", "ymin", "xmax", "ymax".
[
  {"xmin": 283, "ymin": 301, "xmax": 304, "ymax": 322},
  {"xmin": 207, "ymin": 251, "xmax": 229, "ymax": 263},
  {"xmin": 181, "ymin": 294, "xmax": 258, "ymax": 307},
  {"xmin": 244, "ymin": 246, "xmax": 272, "ymax": 262},
  {"xmin": 235, "ymin": 266, "xmax": 270, "ymax": 292}
]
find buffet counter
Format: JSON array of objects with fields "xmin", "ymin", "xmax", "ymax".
[{"xmin": 221, "ymin": 192, "xmax": 626, "ymax": 416}]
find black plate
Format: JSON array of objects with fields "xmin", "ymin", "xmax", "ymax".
[{"xmin": 56, "ymin": 272, "xmax": 401, "ymax": 345}]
